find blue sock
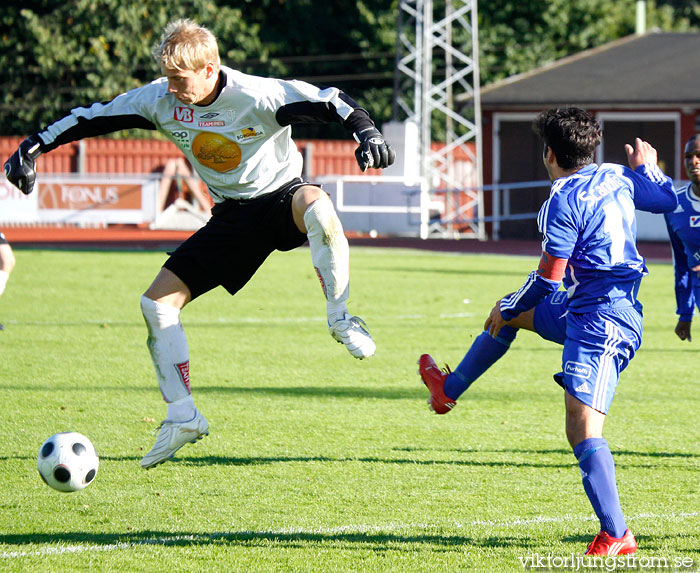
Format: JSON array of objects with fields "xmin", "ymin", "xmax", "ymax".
[
  {"xmin": 443, "ymin": 327, "xmax": 518, "ymax": 400},
  {"xmin": 573, "ymin": 438, "xmax": 627, "ymax": 538}
]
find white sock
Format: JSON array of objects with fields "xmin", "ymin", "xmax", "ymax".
[
  {"xmin": 140, "ymin": 295, "xmax": 193, "ymax": 408},
  {"xmin": 166, "ymin": 395, "xmax": 196, "ymax": 423},
  {"xmin": 0, "ymin": 270, "xmax": 9, "ymax": 297},
  {"xmin": 303, "ymin": 197, "xmax": 350, "ymax": 323}
]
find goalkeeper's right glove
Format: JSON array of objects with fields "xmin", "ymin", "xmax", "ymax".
[{"xmin": 4, "ymin": 135, "xmax": 43, "ymax": 195}]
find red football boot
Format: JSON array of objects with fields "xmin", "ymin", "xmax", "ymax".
[
  {"xmin": 585, "ymin": 529, "xmax": 637, "ymax": 556},
  {"xmin": 418, "ymin": 354, "xmax": 456, "ymax": 414}
]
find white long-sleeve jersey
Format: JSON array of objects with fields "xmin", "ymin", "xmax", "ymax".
[{"xmin": 35, "ymin": 66, "xmax": 375, "ymax": 202}]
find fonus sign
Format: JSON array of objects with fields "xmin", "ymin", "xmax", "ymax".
[
  {"xmin": 35, "ymin": 175, "xmax": 159, "ymax": 225},
  {"xmin": 39, "ymin": 182, "xmax": 140, "ymax": 210}
]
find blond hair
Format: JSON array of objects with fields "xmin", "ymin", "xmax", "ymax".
[{"xmin": 153, "ymin": 19, "xmax": 220, "ymax": 72}]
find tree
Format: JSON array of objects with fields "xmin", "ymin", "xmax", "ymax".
[
  {"xmin": 229, "ymin": 0, "xmax": 398, "ymax": 138},
  {"xmin": 1, "ymin": 0, "xmax": 698, "ymax": 138},
  {"xmin": 0, "ymin": 0, "xmax": 265, "ymax": 135},
  {"xmin": 477, "ymin": 0, "xmax": 700, "ymax": 86}
]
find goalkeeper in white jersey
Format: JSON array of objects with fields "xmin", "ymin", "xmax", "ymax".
[{"xmin": 4, "ymin": 19, "xmax": 395, "ymax": 469}]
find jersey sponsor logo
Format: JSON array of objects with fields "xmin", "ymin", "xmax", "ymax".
[
  {"xmin": 578, "ymin": 174, "xmax": 625, "ymax": 203},
  {"xmin": 170, "ymin": 130, "xmax": 191, "ymax": 149},
  {"xmin": 234, "ymin": 125, "xmax": 265, "ymax": 143},
  {"xmin": 192, "ymin": 132, "xmax": 242, "ymax": 172},
  {"xmin": 174, "ymin": 107, "xmax": 194, "ymax": 123},
  {"xmin": 564, "ymin": 360, "xmax": 591, "ymax": 379},
  {"xmin": 690, "ymin": 215, "xmax": 700, "ymax": 227},
  {"xmin": 175, "ymin": 361, "xmax": 191, "ymax": 392},
  {"xmin": 198, "ymin": 120, "xmax": 225, "ymax": 127},
  {"xmin": 199, "ymin": 112, "xmax": 220, "ymax": 119}
]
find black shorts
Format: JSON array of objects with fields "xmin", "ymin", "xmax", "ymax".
[{"xmin": 164, "ymin": 178, "xmax": 309, "ymax": 300}]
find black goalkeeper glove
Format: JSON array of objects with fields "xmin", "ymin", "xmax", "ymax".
[
  {"xmin": 354, "ymin": 127, "xmax": 396, "ymax": 172},
  {"xmin": 4, "ymin": 135, "xmax": 43, "ymax": 195}
]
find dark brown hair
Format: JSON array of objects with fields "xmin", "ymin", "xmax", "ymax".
[{"xmin": 532, "ymin": 107, "xmax": 602, "ymax": 170}]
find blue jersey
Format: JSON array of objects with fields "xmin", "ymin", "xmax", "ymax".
[
  {"xmin": 501, "ymin": 162, "xmax": 677, "ymax": 319},
  {"xmin": 539, "ymin": 163, "xmax": 677, "ymax": 312},
  {"xmin": 663, "ymin": 183, "xmax": 700, "ymax": 321}
]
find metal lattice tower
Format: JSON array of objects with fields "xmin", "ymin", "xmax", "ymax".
[{"xmin": 394, "ymin": 0, "xmax": 484, "ymax": 239}]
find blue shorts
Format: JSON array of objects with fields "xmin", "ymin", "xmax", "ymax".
[
  {"xmin": 532, "ymin": 292, "xmax": 641, "ymax": 414},
  {"xmin": 561, "ymin": 305, "xmax": 642, "ymax": 414},
  {"xmin": 533, "ymin": 290, "xmax": 568, "ymax": 345}
]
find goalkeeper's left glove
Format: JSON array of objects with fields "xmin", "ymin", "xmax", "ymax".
[
  {"xmin": 354, "ymin": 127, "xmax": 395, "ymax": 172},
  {"xmin": 4, "ymin": 135, "xmax": 43, "ymax": 195}
]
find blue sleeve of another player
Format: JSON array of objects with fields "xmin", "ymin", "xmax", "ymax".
[
  {"xmin": 500, "ymin": 271, "xmax": 561, "ymax": 321},
  {"xmin": 665, "ymin": 215, "xmax": 695, "ymax": 321},
  {"xmin": 629, "ymin": 164, "xmax": 678, "ymax": 213}
]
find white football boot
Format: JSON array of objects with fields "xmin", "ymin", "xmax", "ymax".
[
  {"xmin": 140, "ymin": 409, "xmax": 209, "ymax": 469},
  {"xmin": 329, "ymin": 313, "xmax": 376, "ymax": 359}
]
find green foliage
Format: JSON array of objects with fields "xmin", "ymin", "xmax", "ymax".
[
  {"xmin": 1, "ymin": 0, "xmax": 264, "ymax": 135},
  {"xmin": 235, "ymin": 0, "xmax": 399, "ymax": 139},
  {"xmin": 1, "ymin": 0, "xmax": 699, "ymax": 139},
  {"xmin": 477, "ymin": 0, "xmax": 699, "ymax": 85},
  {"xmin": 0, "ymin": 247, "xmax": 698, "ymax": 570}
]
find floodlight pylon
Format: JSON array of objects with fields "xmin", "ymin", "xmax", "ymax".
[{"xmin": 394, "ymin": 0, "xmax": 484, "ymax": 239}]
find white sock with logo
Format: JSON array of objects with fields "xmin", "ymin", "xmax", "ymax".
[
  {"xmin": 303, "ymin": 197, "xmax": 350, "ymax": 324},
  {"xmin": 0, "ymin": 270, "xmax": 9, "ymax": 297},
  {"xmin": 140, "ymin": 295, "xmax": 195, "ymax": 421}
]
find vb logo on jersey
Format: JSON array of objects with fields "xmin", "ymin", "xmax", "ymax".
[{"xmin": 174, "ymin": 107, "xmax": 194, "ymax": 123}]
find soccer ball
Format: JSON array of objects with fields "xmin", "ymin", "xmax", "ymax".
[{"xmin": 37, "ymin": 432, "xmax": 99, "ymax": 492}]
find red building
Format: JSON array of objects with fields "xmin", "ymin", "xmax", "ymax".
[{"xmin": 475, "ymin": 31, "xmax": 700, "ymax": 239}]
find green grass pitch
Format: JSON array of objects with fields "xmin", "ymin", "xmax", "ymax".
[{"xmin": 0, "ymin": 246, "xmax": 698, "ymax": 571}]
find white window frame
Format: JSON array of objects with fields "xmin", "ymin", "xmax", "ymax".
[
  {"xmin": 596, "ymin": 111, "xmax": 681, "ymax": 180},
  {"xmin": 491, "ymin": 112, "xmax": 542, "ymax": 239}
]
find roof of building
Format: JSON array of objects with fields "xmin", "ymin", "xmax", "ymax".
[{"xmin": 477, "ymin": 31, "xmax": 700, "ymax": 109}]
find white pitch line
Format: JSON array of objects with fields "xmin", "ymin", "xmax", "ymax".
[
  {"xmin": 2, "ymin": 312, "xmax": 477, "ymax": 327},
  {"xmin": 2, "ymin": 511, "xmax": 697, "ymax": 560}
]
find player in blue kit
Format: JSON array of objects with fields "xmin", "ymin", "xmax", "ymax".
[
  {"xmin": 664, "ymin": 134, "xmax": 700, "ymax": 342},
  {"xmin": 419, "ymin": 107, "xmax": 678, "ymax": 555}
]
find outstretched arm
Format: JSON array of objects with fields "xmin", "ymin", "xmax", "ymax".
[
  {"xmin": 4, "ymin": 86, "xmax": 157, "ymax": 195},
  {"xmin": 624, "ymin": 137, "xmax": 677, "ymax": 213},
  {"xmin": 274, "ymin": 84, "xmax": 395, "ymax": 172}
]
